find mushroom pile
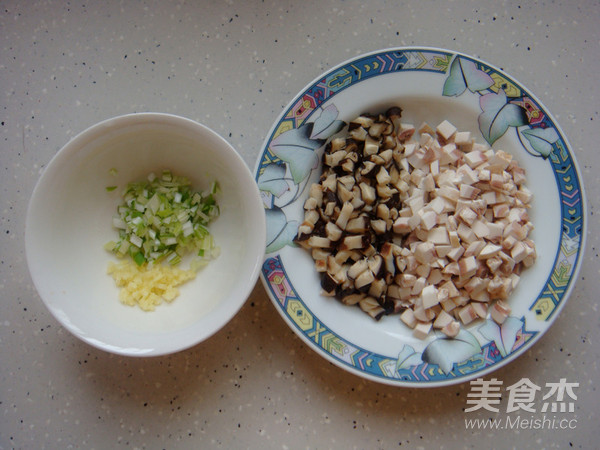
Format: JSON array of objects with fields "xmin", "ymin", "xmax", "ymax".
[{"xmin": 295, "ymin": 106, "xmax": 536, "ymax": 339}]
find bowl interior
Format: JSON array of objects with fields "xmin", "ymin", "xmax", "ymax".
[{"xmin": 26, "ymin": 114, "xmax": 265, "ymax": 356}]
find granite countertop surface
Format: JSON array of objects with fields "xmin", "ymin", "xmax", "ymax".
[{"xmin": 1, "ymin": 1, "xmax": 598, "ymax": 449}]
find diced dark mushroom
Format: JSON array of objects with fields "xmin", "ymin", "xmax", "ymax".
[
  {"xmin": 346, "ymin": 215, "xmax": 369, "ymax": 234},
  {"xmin": 330, "ymin": 137, "xmax": 347, "ymax": 152},
  {"xmin": 359, "ymin": 182, "xmax": 377, "ymax": 205},
  {"xmin": 364, "ymin": 136, "xmax": 380, "ymax": 156},
  {"xmin": 367, "ymin": 254, "xmax": 383, "ymax": 278},
  {"xmin": 359, "ymin": 296, "xmax": 386, "ymax": 320},
  {"xmin": 335, "ymin": 202, "xmax": 354, "ymax": 230},
  {"xmin": 325, "ymin": 222, "xmax": 343, "ymax": 242},
  {"xmin": 354, "ymin": 269, "xmax": 375, "ymax": 291},
  {"xmin": 370, "ymin": 219, "xmax": 388, "ymax": 235},
  {"xmin": 368, "ymin": 278, "xmax": 387, "ymax": 299},
  {"xmin": 360, "ymin": 161, "xmax": 378, "ymax": 179},
  {"xmin": 349, "ymin": 126, "xmax": 368, "ymax": 141},
  {"xmin": 347, "ymin": 258, "xmax": 369, "ymax": 280},
  {"xmin": 385, "ymin": 106, "xmax": 403, "ymax": 136},
  {"xmin": 336, "ymin": 182, "xmax": 354, "ymax": 203},
  {"xmin": 320, "ymin": 272, "xmax": 337, "ymax": 295},
  {"xmin": 368, "ymin": 121, "xmax": 388, "ymax": 139},
  {"xmin": 351, "ymin": 115, "xmax": 375, "ymax": 129},
  {"xmin": 341, "ymin": 292, "xmax": 365, "ymax": 306}
]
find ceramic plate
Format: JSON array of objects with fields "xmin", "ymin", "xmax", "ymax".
[{"xmin": 254, "ymin": 47, "xmax": 585, "ymax": 387}]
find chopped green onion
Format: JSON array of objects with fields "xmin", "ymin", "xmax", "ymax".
[
  {"xmin": 106, "ymin": 170, "xmax": 220, "ymax": 268},
  {"xmin": 133, "ymin": 251, "xmax": 146, "ymax": 266},
  {"xmin": 106, "ymin": 186, "xmax": 118, "ymax": 192}
]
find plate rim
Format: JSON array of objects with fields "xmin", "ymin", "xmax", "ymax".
[{"xmin": 254, "ymin": 46, "xmax": 587, "ymax": 387}]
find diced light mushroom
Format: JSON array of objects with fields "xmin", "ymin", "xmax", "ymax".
[
  {"xmin": 486, "ymin": 256, "xmax": 503, "ymax": 272},
  {"xmin": 471, "ymin": 302, "xmax": 488, "ymax": 319},
  {"xmin": 457, "ymin": 223, "xmax": 476, "ymax": 244},
  {"xmin": 336, "ymin": 182, "xmax": 353, "ymax": 203},
  {"xmin": 335, "ymin": 202, "xmax": 354, "ymax": 230},
  {"xmin": 454, "ymin": 130, "xmax": 472, "ymax": 147},
  {"xmin": 458, "ymin": 256, "xmax": 478, "ymax": 278},
  {"xmin": 464, "ymin": 150, "xmax": 488, "ymax": 169},
  {"xmin": 367, "ymin": 255, "xmax": 383, "ymax": 276},
  {"xmin": 340, "ymin": 234, "xmax": 367, "ymax": 251},
  {"xmin": 359, "ymin": 296, "xmax": 385, "ymax": 320},
  {"xmin": 411, "ymin": 276, "xmax": 427, "ymax": 296},
  {"xmin": 308, "ymin": 183, "xmax": 324, "ymax": 206},
  {"xmin": 420, "ymin": 210, "xmax": 438, "ymax": 231},
  {"xmin": 370, "ymin": 219, "xmax": 388, "ymax": 235},
  {"xmin": 347, "ymin": 258, "xmax": 369, "ymax": 280},
  {"xmin": 308, "ymin": 236, "xmax": 331, "ymax": 249},
  {"xmin": 359, "ymin": 182, "xmax": 377, "ymax": 205},
  {"xmin": 457, "ymin": 304, "xmax": 479, "ymax": 325},
  {"xmin": 458, "ymin": 207, "xmax": 478, "ymax": 226},
  {"xmin": 427, "ymin": 227, "xmax": 449, "ymax": 246},
  {"xmin": 314, "ymin": 258, "xmax": 327, "ymax": 272},
  {"xmin": 441, "ymin": 320, "xmax": 461, "ymax": 338},
  {"xmin": 464, "ymin": 240, "xmax": 486, "ymax": 258},
  {"xmin": 413, "ymin": 321, "xmax": 433, "ymax": 340},
  {"xmin": 414, "ymin": 242, "xmax": 436, "ymax": 264},
  {"xmin": 368, "ymin": 278, "xmax": 387, "ymax": 299},
  {"xmin": 446, "ymin": 245, "xmax": 465, "ymax": 262},
  {"xmin": 346, "ymin": 215, "xmax": 369, "ymax": 234},
  {"xmin": 448, "ymin": 230, "xmax": 460, "ymax": 247},
  {"xmin": 325, "ymin": 222, "xmax": 343, "ymax": 241},
  {"xmin": 364, "ymin": 136, "xmax": 380, "ymax": 156},
  {"xmin": 421, "ymin": 284, "xmax": 439, "ymax": 309},
  {"xmin": 491, "ymin": 299, "xmax": 511, "ymax": 324},
  {"xmin": 433, "ymin": 309, "xmax": 454, "ymax": 329},
  {"xmin": 436, "ymin": 120, "xmax": 457, "ymax": 142},
  {"xmin": 354, "ymin": 269, "xmax": 375, "ymax": 290},
  {"xmin": 397, "ymin": 123, "xmax": 416, "ymax": 142},
  {"xmin": 478, "ymin": 243, "xmax": 502, "ymax": 259},
  {"xmin": 400, "ymin": 308, "xmax": 417, "ymax": 328},
  {"xmin": 464, "ymin": 276, "xmax": 486, "ymax": 295}
]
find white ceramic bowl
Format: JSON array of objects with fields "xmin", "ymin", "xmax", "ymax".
[{"xmin": 26, "ymin": 113, "xmax": 266, "ymax": 356}]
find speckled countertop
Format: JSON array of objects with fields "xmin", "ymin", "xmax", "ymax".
[{"xmin": 1, "ymin": 1, "xmax": 598, "ymax": 449}]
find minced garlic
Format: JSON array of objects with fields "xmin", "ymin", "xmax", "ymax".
[{"xmin": 107, "ymin": 260, "xmax": 196, "ymax": 311}]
